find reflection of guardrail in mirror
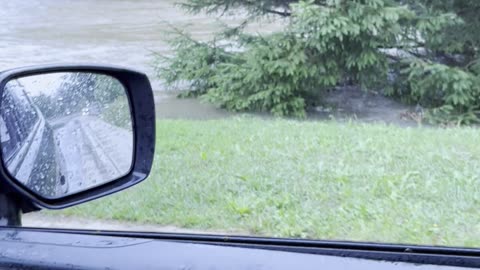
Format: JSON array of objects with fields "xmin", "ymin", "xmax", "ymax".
[
  {"xmin": 6, "ymin": 113, "xmax": 45, "ymax": 183},
  {"xmin": 2, "ymin": 81, "xmax": 49, "ymax": 187}
]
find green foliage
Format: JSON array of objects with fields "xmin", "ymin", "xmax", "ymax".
[
  {"xmin": 288, "ymin": 0, "xmax": 409, "ymax": 90},
  {"xmin": 405, "ymin": 60, "xmax": 480, "ymax": 124},
  {"xmin": 158, "ymin": 0, "xmax": 480, "ymax": 123},
  {"xmin": 204, "ymin": 34, "xmax": 312, "ymax": 117},
  {"xmin": 155, "ymin": 29, "xmax": 233, "ymax": 96},
  {"xmin": 413, "ymin": 0, "xmax": 480, "ymax": 56},
  {"xmin": 385, "ymin": 0, "xmax": 480, "ymax": 124}
]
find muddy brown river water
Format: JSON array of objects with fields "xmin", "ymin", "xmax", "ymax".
[{"xmin": 0, "ymin": 0, "xmax": 284, "ymax": 119}]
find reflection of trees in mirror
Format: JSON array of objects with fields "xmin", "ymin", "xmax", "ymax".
[
  {"xmin": 100, "ymin": 97, "xmax": 132, "ymax": 131},
  {"xmin": 27, "ymin": 72, "xmax": 130, "ymax": 128},
  {"xmin": 56, "ymin": 72, "xmax": 131, "ymax": 130},
  {"xmin": 94, "ymin": 74, "xmax": 126, "ymax": 104},
  {"xmin": 56, "ymin": 72, "xmax": 96, "ymax": 117},
  {"xmin": 32, "ymin": 93, "xmax": 56, "ymax": 119},
  {"xmin": 29, "ymin": 72, "xmax": 95, "ymax": 120},
  {"xmin": 94, "ymin": 74, "xmax": 132, "ymax": 130}
]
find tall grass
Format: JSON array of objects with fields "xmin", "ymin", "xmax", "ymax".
[{"xmin": 54, "ymin": 117, "xmax": 480, "ymax": 247}]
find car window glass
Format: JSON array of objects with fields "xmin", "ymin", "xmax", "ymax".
[{"xmin": 1, "ymin": 0, "xmax": 479, "ymax": 248}]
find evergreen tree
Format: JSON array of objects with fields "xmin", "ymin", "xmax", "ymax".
[{"xmin": 157, "ymin": 0, "xmax": 480, "ymax": 124}]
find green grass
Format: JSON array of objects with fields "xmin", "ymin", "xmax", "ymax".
[{"xmin": 53, "ymin": 117, "xmax": 480, "ymax": 247}]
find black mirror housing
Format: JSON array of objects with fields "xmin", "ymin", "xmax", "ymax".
[{"xmin": 0, "ymin": 64, "xmax": 155, "ymax": 210}]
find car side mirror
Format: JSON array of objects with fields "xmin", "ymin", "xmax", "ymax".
[{"xmin": 0, "ymin": 65, "xmax": 155, "ymax": 210}]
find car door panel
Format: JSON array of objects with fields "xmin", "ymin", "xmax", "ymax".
[{"xmin": 0, "ymin": 228, "xmax": 474, "ymax": 270}]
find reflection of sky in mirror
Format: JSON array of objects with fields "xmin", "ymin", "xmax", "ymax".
[{"xmin": 15, "ymin": 73, "xmax": 65, "ymax": 97}]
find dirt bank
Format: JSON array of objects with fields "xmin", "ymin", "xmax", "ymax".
[{"xmin": 310, "ymin": 86, "xmax": 418, "ymax": 127}]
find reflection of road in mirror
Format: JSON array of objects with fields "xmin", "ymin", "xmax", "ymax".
[{"xmin": 52, "ymin": 115, "xmax": 133, "ymax": 195}]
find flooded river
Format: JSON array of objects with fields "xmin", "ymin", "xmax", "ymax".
[
  {"xmin": 0, "ymin": 0, "xmax": 414, "ymax": 123},
  {"xmin": 0, "ymin": 0, "xmax": 282, "ymax": 119}
]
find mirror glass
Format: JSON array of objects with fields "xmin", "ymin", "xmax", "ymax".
[{"xmin": 0, "ymin": 72, "xmax": 133, "ymax": 199}]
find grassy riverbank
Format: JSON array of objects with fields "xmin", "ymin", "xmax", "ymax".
[{"xmin": 53, "ymin": 117, "xmax": 480, "ymax": 247}]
